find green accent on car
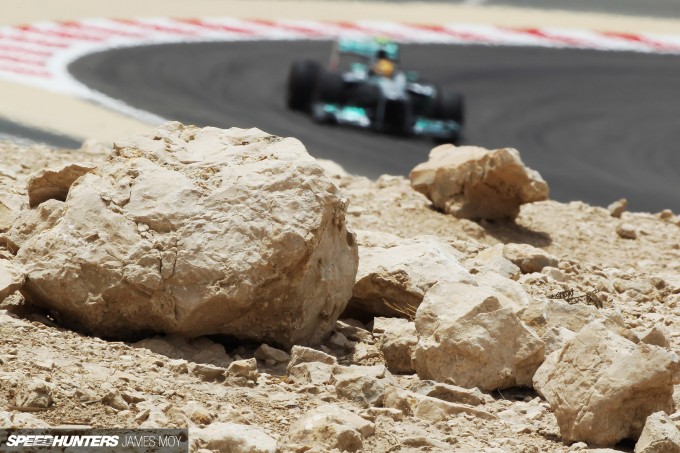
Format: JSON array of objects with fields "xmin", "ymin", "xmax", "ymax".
[{"xmin": 337, "ymin": 38, "xmax": 400, "ymax": 61}]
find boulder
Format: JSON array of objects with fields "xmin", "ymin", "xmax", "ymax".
[
  {"xmin": 0, "ymin": 259, "xmax": 25, "ymax": 302},
  {"xmin": 413, "ymin": 281, "xmax": 545, "ymax": 391},
  {"xmin": 533, "ymin": 321, "xmax": 680, "ymax": 446},
  {"xmin": 409, "ymin": 145, "xmax": 548, "ymax": 220},
  {"xmin": 373, "ymin": 317, "xmax": 417, "ymax": 374},
  {"xmin": 635, "ymin": 411, "xmax": 680, "ymax": 453},
  {"xmin": 190, "ymin": 422, "xmax": 277, "ymax": 453},
  {"xmin": 16, "ymin": 123, "xmax": 359, "ymax": 347},
  {"xmin": 502, "ymin": 243, "xmax": 559, "ymax": 274},
  {"xmin": 282, "ymin": 404, "xmax": 375, "ymax": 452},
  {"xmin": 347, "ymin": 235, "xmax": 473, "ymax": 318},
  {"xmin": 27, "ymin": 162, "xmax": 97, "ymax": 208}
]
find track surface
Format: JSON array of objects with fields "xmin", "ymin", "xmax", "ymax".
[{"xmin": 70, "ymin": 41, "xmax": 680, "ymax": 212}]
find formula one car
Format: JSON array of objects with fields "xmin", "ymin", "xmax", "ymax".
[{"xmin": 286, "ymin": 38, "xmax": 464, "ymax": 142}]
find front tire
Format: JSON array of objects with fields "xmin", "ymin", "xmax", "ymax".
[
  {"xmin": 433, "ymin": 90, "xmax": 464, "ymax": 125},
  {"xmin": 287, "ymin": 60, "xmax": 321, "ymax": 111}
]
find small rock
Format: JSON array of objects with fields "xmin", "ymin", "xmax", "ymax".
[
  {"xmin": 286, "ymin": 346, "xmax": 337, "ymax": 374},
  {"xmin": 190, "ymin": 422, "xmax": 277, "ymax": 453},
  {"xmin": 327, "ymin": 331, "xmax": 354, "ymax": 350},
  {"xmin": 287, "ymin": 362, "xmax": 334, "ymax": 386},
  {"xmin": 226, "ymin": 358, "xmax": 258, "ymax": 383},
  {"xmin": 638, "ymin": 324, "xmax": 671, "ymax": 348},
  {"xmin": 282, "ymin": 404, "xmax": 375, "ymax": 452},
  {"xmin": 503, "ymin": 243, "xmax": 559, "ymax": 274},
  {"xmin": 15, "ymin": 379, "xmax": 53, "ymax": 409},
  {"xmin": 616, "ymin": 223, "xmax": 638, "ymax": 240},
  {"xmin": 102, "ymin": 389, "xmax": 129, "ymax": 411},
  {"xmin": 635, "ymin": 411, "xmax": 680, "ymax": 453},
  {"xmin": 374, "ymin": 317, "xmax": 417, "ymax": 374},
  {"xmin": 332, "ymin": 365, "xmax": 387, "ymax": 408},
  {"xmin": 254, "ymin": 344, "xmax": 290, "ymax": 364},
  {"xmin": 181, "ymin": 400, "xmax": 214, "ymax": 426},
  {"xmin": 658, "ymin": 209, "xmax": 674, "ymax": 220},
  {"xmin": 466, "ymin": 244, "xmax": 521, "ymax": 280},
  {"xmin": 408, "ymin": 380, "xmax": 484, "ymax": 406},
  {"xmin": 191, "ymin": 363, "xmax": 227, "ymax": 382},
  {"xmin": 335, "ymin": 319, "xmax": 372, "ymax": 343},
  {"xmin": 608, "ymin": 198, "xmax": 628, "ymax": 218}
]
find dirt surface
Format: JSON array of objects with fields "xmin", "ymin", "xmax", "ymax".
[{"xmin": 1, "ymin": 141, "xmax": 678, "ymax": 452}]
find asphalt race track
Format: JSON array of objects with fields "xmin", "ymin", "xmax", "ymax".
[{"xmin": 70, "ymin": 41, "xmax": 680, "ymax": 212}]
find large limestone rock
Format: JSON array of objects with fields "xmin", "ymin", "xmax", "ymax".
[
  {"xmin": 413, "ymin": 281, "xmax": 545, "ymax": 391},
  {"xmin": 533, "ymin": 321, "xmax": 680, "ymax": 446},
  {"xmin": 15, "ymin": 123, "xmax": 359, "ymax": 347},
  {"xmin": 409, "ymin": 145, "xmax": 548, "ymax": 220},
  {"xmin": 348, "ymin": 235, "xmax": 473, "ymax": 318}
]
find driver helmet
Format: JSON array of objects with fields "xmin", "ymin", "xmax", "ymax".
[{"xmin": 373, "ymin": 50, "xmax": 395, "ymax": 77}]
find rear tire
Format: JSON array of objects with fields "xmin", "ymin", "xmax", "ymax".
[{"xmin": 287, "ymin": 60, "xmax": 321, "ymax": 111}]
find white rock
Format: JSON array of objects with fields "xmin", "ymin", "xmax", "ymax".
[
  {"xmin": 26, "ymin": 162, "xmax": 97, "ymax": 208},
  {"xmin": 608, "ymin": 198, "xmax": 628, "ymax": 218},
  {"xmin": 466, "ymin": 244, "xmax": 521, "ymax": 280},
  {"xmin": 474, "ymin": 270, "xmax": 532, "ymax": 312},
  {"xmin": 332, "ymin": 365, "xmax": 387, "ymax": 407},
  {"xmin": 638, "ymin": 324, "xmax": 671, "ymax": 348},
  {"xmin": 226, "ymin": 359, "xmax": 258, "ymax": 382},
  {"xmin": 374, "ymin": 317, "xmax": 417, "ymax": 374},
  {"xmin": 16, "ymin": 123, "xmax": 359, "ymax": 347},
  {"xmin": 413, "ymin": 281, "xmax": 545, "ymax": 391},
  {"xmin": 0, "ymin": 259, "xmax": 25, "ymax": 302},
  {"xmin": 254, "ymin": 344, "xmax": 290, "ymax": 364},
  {"xmin": 348, "ymin": 235, "xmax": 473, "ymax": 318},
  {"xmin": 533, "ymin": 321, "xmax": 680, "ymax": 446},
  {"xmin": 283, "ymin": 404, "xmax": 374, "ymax": 452},
  {"xmin": 408, "ymin": 380, "xmax": 484, "ymax": 406},
  {"xmin": 541, "ymin": 326, "xmax": 576, "ymax": 355},
  {"xmin": 287, "ymin": 346, "xmax": 337, "ymax": 374},
  {"xmin": 617, "ymin": 222, "xmax": 638, "ymax": 240},
  {"xmin": 503, "ymin": 243, "xmax": 559, "ymax": 274},
  {"xmin": 190, "ymin": 422, "xmax": 277, "ymax": 453},
  {"xmin": 409, "ymin": 145, "xmax": 548, "ymax": 219},
  {"xmin": 634, "ymin": 411, "xmax": 680, "ymax": 453},
  {"xmin": 15, "ymin": 379, "xmax": 53, "ymax": 409}
]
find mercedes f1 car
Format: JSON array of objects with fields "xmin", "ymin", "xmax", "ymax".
[{"xmin": 286, "ymin": 38, "xmax": 464, "ymax": 142}]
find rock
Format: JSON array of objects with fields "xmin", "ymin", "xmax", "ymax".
[
  {"xmin": 466, "ymin": 244, "xmax": 521, "ymax": 280},
  {"xmin": 102, "ymin": 388, "xmax": 129, "ymax": 411},
  {"xmin": 0, "ymin": 259, "xmax": 25, "ymax": 302},
  {"xmin": 287, "ymin": 362, "xmax": 335, "ymax": 386},
  {"xmin": 635, "ymin": 411, "xmax": 680, "ymax": 453},
  {"xmin": 327, "ymin": 331, "xmax": 354, "ymax": 350},
  {"xmin": 333, "ymin": 365, "xmax": 388, "ymax": 407},
  {"xmin": 0, "ymin": 199, "xmax": 64, "ymax": 252},
  {"xmin": 373, "ymin": 317, "xmax": 417, "ymax": 374},
  {"xmin": 608, "ymin": 198, "xmax": 628, "ymax": 218},
  {"xmin": 282, "ymin": 404, "xmax": 374, "ymax": 452},
  {"xmin": 383, "ymin": 386, "xmax": 496, "ymax": 422},
  {"xmin": 474, "ymin": 270, "xmax": 532, "ymax": 312},
  {"xmin": 191, "ymin": 363, "xmax": 227, "ymax": 382},
  {"xmin": 533, "ymin": 321, "xmax": 680, "ymax": 446},
  {"xmin": 413, "ymin": 281, "xmax": 545, "ymax": 391},
  {"xmin": 27, "ymin": 162, "xmax": 97, "ymax": 208},
  {"xmin": 132, "ymin": 335, "xmax": 231, "ymax": 367},
  {"xmin": 15, "ymin": 379, "xmax": 53, "ymax": 409},
  {"xmin": 639, "ymin": 324, "xmax": 671, "ymax": 348},
  {"xmin": 16, "ymin": 123, "xmax": 359, "ymax": 347},
  {"xmin": 254, "ymin": 344, "xmax": 290, "ymax": 364},
  {"xmin": 617, "ymin": 222, "xmax": 638, "ymax": 240},
  {"xmin": 409, "ymin": 145, "xmax": 548, "ymax": 220},
  {"xmin": 541, "ymin": 325, "xmax": 576, "ymax": 355},
  {"xmin": 190, "ymin": 422, "xmax": 277, "ymax": 453},
  {"xmin": 226, "ymin": 359, "xmax": 259, "ymax": 383},
  {"xmin": 518, "ymin": 298, "xmax": 637, "ymax": 344},
  {"xmin": 347, "ymin": 235, "xmax": 473, "ymax": 318},
  {"xmin": 182, "ymin": 401, "xmax": 214, "ymax": 425},
  {"xmin": 502, "ymin": 243, "xmax": 559, "ymax": 274},
  {"xmin": 316, "ymin": 158, "xmax": 349, "ymax": 178},
  {"xmin": 408, "ymin": 380, "xmax": 485, "ymax": 406},
  {"xmin": 335, "ymin": 319, "xmax": 372, "ymax": 343},
  {"xmin": 0, "ymin": 410, "xmax": 50, "ymax": 428},
  {"xmin": 287, "ymin": 346, "xmax": 337, "ymax": 374}
]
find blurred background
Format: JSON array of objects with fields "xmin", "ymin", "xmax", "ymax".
[{"xmin": 1, "ymin": 0, "xmax": 679, "ymax": 212}]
